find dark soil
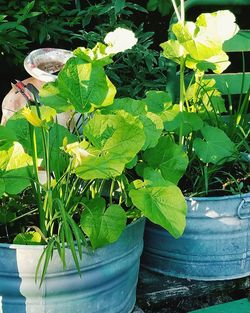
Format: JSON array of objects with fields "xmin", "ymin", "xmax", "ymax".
[{"xmin": 139, "ymin": 290, "xmax": 249, "ymax": 313}]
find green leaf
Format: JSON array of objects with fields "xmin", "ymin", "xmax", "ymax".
[
  {"xmin": 143, "ymin": 136, "xmax": 188, "ymax": 184},
  {"xmin": 0, "ymin": 125, "xmax": 17, "ymax": 150},
  {"xmin": 0, "ymin": 207, "xmax": 16, "ymax": 224},
  {"xmin": 3, "ymin": 167, "xmax": 30, "ymax": 195},
  {"xmin": 75, "ymin": 154, "xmax": 125, "ymax": 180},
  {"xmin": 162, "ymin": 107, "xmax": 203, "ymax": 135},
  {"xmin": 6, "ymin": 117, "xmax": 77, "ymax": 177},
  {"xmin": 168, "ymin": 11, "xmax": 239, "ymax": 73},
  {"xmin": 158, "ymin": 0, "xmax": 173, "ymax": 16},
  {"xmin": 147, "ymin": 0, "xmax": 158, "ymax": 11},
  {"xmin": 173, "ymin": 21, "xmax": 222, "ymax": 61},
  {"xmin": 74, "ymin": 44, "xmax": 113, "ymax": 66},
  {"xmin": 41, "ymin": 124, "xmax": 77, "ymax": 175},
  {"xmin": 101, "ymin": 113, "xmax": 145, "ymax": 160},
  {"xmin": 1, "ymin": 142, "xmax": 32, "ymax": 171},
  {"xmin": 193, "ymin": 126, "xmax": 236, "ymax": 164},
  {"xmin": 0, "ymin": 141, "xmax": 32, "ymax": 195},
  {"xmin": 75, "ymin": 112, "xmax": 145, "ymax": 179},
  {"xmin": 144, "ymin": 90, "xmax": 172, "ymax": 114},
  {"xmin": 104, "ymin": 98, "xmax": 147, "ymax": 116},
  {"xmin": 15, "ymin": 25, "xmax": 28, "ymax": 34},
  {"xmin": 0, "ymin": 178, "xmax": 4, "ymax": 197},
  {"xmin": 42, "ymin": 57, "xmax": 117, "ymax": 113},
  {"xmin": 6, "ymin": 117, "xmax": 31, "ymax": 153},
  {"xmin": 16, "ymin": 1, "xmax": 35, "ymax": 24},
  {"xmin": 102, "ymin": 98, "xmax": 163, "ymax": 150},
  {"xmin": 80, "ymin": 198, "xmax": 127, "ymax": 249},
  {"xmin": 114, "ymin": 0, "xmax": 126, "ymax": 14},
  {"xmin": 13, "ymin": 231, "xmax": 43, "ymax": 245},
  {"xmin": 129, "ymin": 170, "xmax": 187, "ymax": 238},
  {"xmin": 186, "ymin": 79, "xmax": 226, "ymax": 113},
  {"xmin": 39, "ymin": 82, "xmax": 73, "ymax": 112},
  {"xmin": 160, "ymin": 39, "xmax": 187, "ymax": 64},
  {"xmin": 140, "ymin": 112, "xmax": 163, "ymax": 150}
]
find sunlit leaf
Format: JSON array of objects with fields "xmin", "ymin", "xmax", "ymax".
[
  {"xmin": 193, "ymin": 126, "xmax": 236, "ymax": 164},
  {"xmin": 40, "ymin": 57, "xmax": 116, "ymax": 113},
  {"xmin": 129, "ymin": 169, "xmax": 187, "ymax": 238},
  {"xmin": 196, "ymin": 10, "xmax": 239, "ymax": 43},
  {"xmin": 80, "ymin": 197, "xmax": 127, "ymax": 248},
  {"xmin": 74, "ymin": 112, "xmax": 145, "ymax": 179},
  {"xmin": 13, "ymin": 231, "xmax": 43, "ymax": 245},
  {"xmin": 160, "ymin": 39, "xmax": 187, "ymax": 63}
]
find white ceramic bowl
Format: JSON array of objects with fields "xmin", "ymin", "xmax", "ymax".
[{"xmin": 24, "ymin": 48, "xmax": 73, "ymax": 82}]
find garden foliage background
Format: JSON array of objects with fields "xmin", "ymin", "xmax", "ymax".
[{"xmin": 0, "ymin": 0, "xmax": 249, "ymax": 120}]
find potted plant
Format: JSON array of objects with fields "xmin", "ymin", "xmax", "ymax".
[
  {"xmin": 139, "ymin": 2, "xmax": 250, "ymax": 280},
  {"xmin": 0, "ymin": 28, "xmax": 187, "ymax": 313}
]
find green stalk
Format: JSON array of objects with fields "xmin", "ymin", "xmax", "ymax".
[
  {"xmin": 171, "ymin": 0, "xmax": 181, "ymax": 22},
  {"xmin": 45, "ymin": 130, "xmax": 51, "ymax": 190},
  {"xmin": 204, "ymin": 165, "xmax": 209, "ymax": 196},
  {"xmin": 29, "ymin": 124, "xmax": 46, "ymax": 236},
  {"xmin": 65, "ymin": 177, "xmax": 80, "ymax": 208},
  {"xmin": 109, "ymin": 179, "xmax": 115, "ymax": 205},
  {"xmin": 180, "ymin": 0, "xmax": 185, "ymax": 24},
  {"xmin": 179, "ymin": 57, "xmax": 186, "ymax": 145}
]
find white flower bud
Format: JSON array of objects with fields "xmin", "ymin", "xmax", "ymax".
[{"xmin": 104, "ymin": 28, "xmax": 138, "ymax": 55}]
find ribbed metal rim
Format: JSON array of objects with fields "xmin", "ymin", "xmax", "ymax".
[{"xmin": 186, "ymin": 192, "xmax": 250, "ymax": 202}]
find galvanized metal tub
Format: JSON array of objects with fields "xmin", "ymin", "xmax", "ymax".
[
  {"xmin": 0, "ymin": 217, "xmax": 145, "ymax": 313},
  {"xmin": 142, "ymin": 193, "xmax": 250, "ymax": 280}
]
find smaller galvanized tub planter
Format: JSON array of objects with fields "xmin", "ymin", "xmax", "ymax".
[
  {"xmin": 0, "ymin": 218, "xmax": 145, "ymax": 313},
  {"xmin": 142, "ymin": 193, "xmax": 250, "ymax": 281}
]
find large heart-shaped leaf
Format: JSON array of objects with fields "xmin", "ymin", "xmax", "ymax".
[
  {"xmin": 40, "ymin": 57, "xmax": 116, "ymax": 113},
  {"xmin": 80, "ymin": 197, "xmax": 127, "ymax": 248},
  {"xmin": 75, "ymin": 154, "xmax": 125, "ymax": 180},
  {"xmin": 101, "ymin": 98, "xmax": 163, "ymax": 150},
  {"xmin": 193, "ymin": 126, "xmax": 236, "ymax": 164},
  {"xmin": 74, "ymin": 112, "xmax": 145, "ymax": 179},
  {"xmin": 166, "ymin": 11, "xmax": 239, "ymax": 73},
  {"xmin": 129, "ymin": 169, "xmax": 187, "ymax": 238},
  {"xmin": 143, "ymin": 136, "xmax": 188, "ymax": 184},
  {"xmin": 196, "ymin": 10, "xmax": 239, "ymax": 43}
]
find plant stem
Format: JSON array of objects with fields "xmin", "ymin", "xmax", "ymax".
[
  {"xmin": 29, "ymin": 125, "xmax": 47, "ymax": 236},
  {"xmin": 109, "ymin": 179, "xmax": 115, "ymax": 205},
  {"xmin": 180, "ymin": 0, "xmax": 185, "ymax": 24},
  {"xmin": 179, "ymin": 57, "xmax": 185, "ymax": 145},
  {"xmin": 66, "ymin": 177, "xmax": 79, "ymax": 207},
  {"xmin": 171, "ymin": 0, "xmax": 181, "ymax": 22}
]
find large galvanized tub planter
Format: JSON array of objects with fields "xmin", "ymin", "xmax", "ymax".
[
  {"xmin": 142, "ymin": 193, "xmax": 250, "ymax": 281},
  {"xmin": 0, "ymin": 217, "xmax": 145, "ymax": 313}
]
